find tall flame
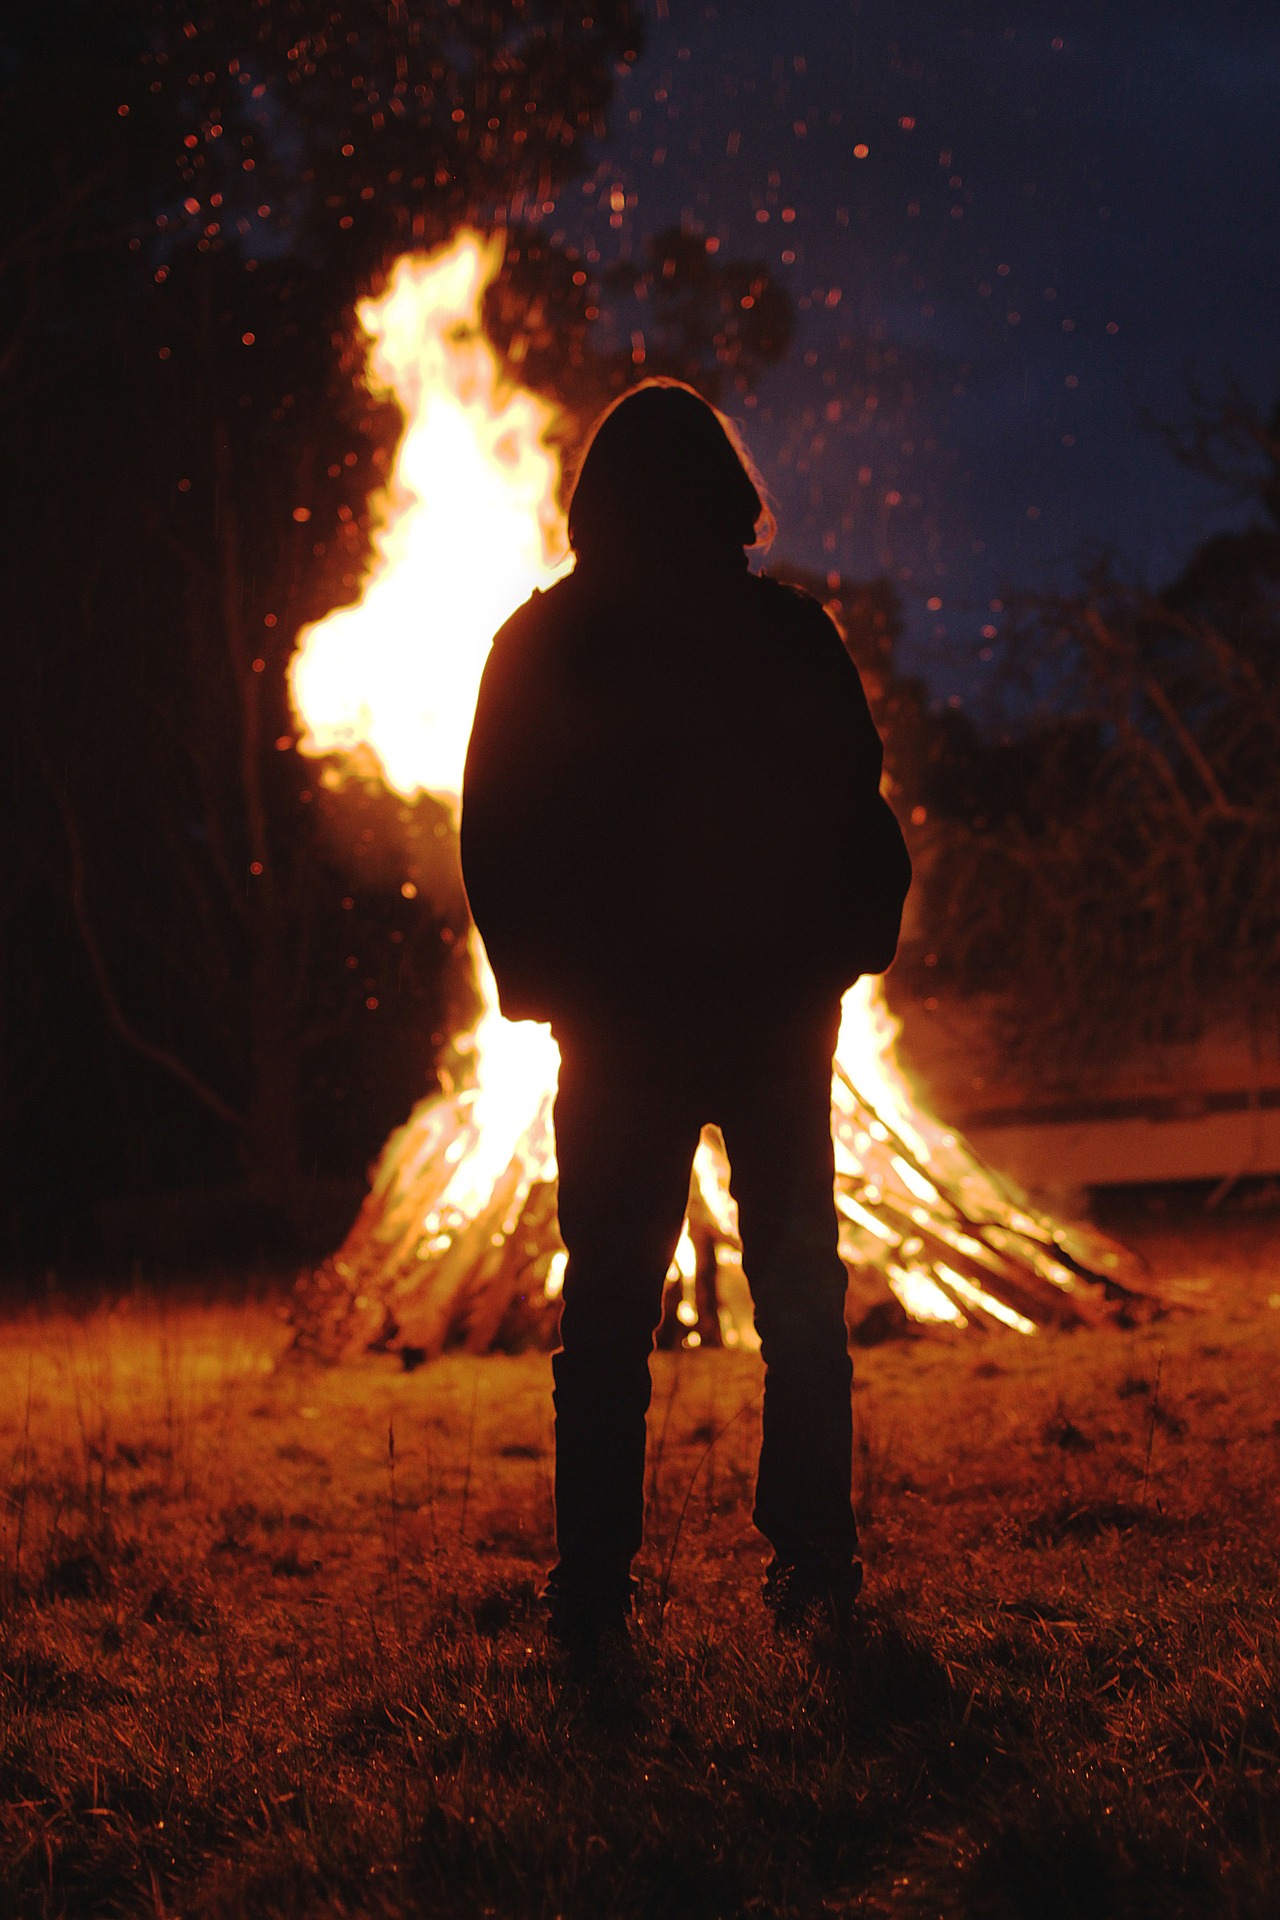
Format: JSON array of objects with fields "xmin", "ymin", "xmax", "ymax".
[
  {"xmin": 288, "ymin": 230, "xmax": 1136, "ymax": 1361},
  {"xmin": 291, "ymin": 233, "xmax": 569, "ymax": 800}
]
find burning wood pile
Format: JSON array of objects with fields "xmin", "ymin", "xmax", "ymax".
[{"xmin": 286, "ymin": 231, "xmax": 1145, "ymax": 1366}]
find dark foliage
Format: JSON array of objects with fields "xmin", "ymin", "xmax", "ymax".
[
  {"xmin": 0, "ymin": 2, "xmax": 793, "ymax": 1259},
  {"xmin": 900, "ymin": 399, "xmax": 1280, "ymax": 1076},
  {"xmin": 485, "ymin": 222, "xmax": 794, "ymax": 424}
]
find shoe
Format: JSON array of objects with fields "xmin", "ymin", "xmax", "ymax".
[
  {"xmin": 762, "ymin": 1551, "xmax": 862, "ymax": 1635},
  {"xmin": 541, "ymin": 1565, "xmax": 637, "ymax": 1658}
]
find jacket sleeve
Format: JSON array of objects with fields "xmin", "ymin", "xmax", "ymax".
[
  {"xmin": 460, "ymin": 598, "xmax": 562, "ymax": 1021},
  {"xmin": 805, "ymin": 602, "xmax": 913, "ymax": 980}
]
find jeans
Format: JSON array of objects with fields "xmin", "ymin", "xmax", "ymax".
[{"xmin": 549, "ymin": 1006, "xmax": 857, "ymax": 1607}]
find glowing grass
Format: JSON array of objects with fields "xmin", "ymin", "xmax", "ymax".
[{"xmin": 1, "ymin": 1216, "xmax": 1278, "ymax": 1918}]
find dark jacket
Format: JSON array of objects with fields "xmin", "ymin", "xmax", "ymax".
[{"xmin": 460, "ymin": 561, "xmax": 911, "ymax": 1030}]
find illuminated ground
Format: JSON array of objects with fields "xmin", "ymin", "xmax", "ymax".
[{"xmin": 2, "ymin": 1215, "xmax": 1278, "ymax": 1918}]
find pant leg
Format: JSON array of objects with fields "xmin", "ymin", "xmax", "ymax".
[
  {"xmin": 716, "ymin": 1011, "xmax": 857, "ymax": 1562},
  {"xmin": 550, "ymin": 1033, "xmax": 702, "ymax": 1602}
]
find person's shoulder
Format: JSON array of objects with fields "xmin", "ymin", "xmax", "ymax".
[
  {"xmin": 750, "ymin": 569, "xmax": 827, "ymax": 616},
  {"xmin": 490, "ymin": 571, "xmax": 578, "ymax": 654},
  {"xmin": 749, "ymin": 571, "xmax": 844, "ymax": 646}
]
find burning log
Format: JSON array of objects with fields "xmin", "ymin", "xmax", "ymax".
[
  {"xmin": 282, "ymin": 229, "xmax": 1149, "ymax": 1366},
  {"xmin": 288, "ymin": 949, "xmax": 1147, "ymax": 1366}
]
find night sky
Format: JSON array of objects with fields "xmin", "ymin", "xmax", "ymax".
[{"xmin": 540, "ymin": 0, "xmax": 1280, "ymax": 703}]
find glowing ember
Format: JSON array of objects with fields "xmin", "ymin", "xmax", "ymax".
[{"xmin": 288, "ymin": 230, "xmax": 1141, "ymax": 1364}]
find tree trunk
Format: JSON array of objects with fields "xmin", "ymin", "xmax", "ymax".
[{"xmin": 242, "ymin": 930, "xmax": 304, "ymax": 1238}]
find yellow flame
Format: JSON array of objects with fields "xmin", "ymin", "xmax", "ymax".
[{"xmin": 290, "ymin": 232, "xmax": 570, "ymax": 802}]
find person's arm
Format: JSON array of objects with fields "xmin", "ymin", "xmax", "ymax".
[
  {"xmin": 810, "ymin": 607, "xmax": 888, "ymax": 795},
  {"xmin": 806, "ymin": 602, "xmax": 913, "ymax": 978},
  {"xmin": 460, "ymin": 598, "xmax": 562, "ymax": 1019}
]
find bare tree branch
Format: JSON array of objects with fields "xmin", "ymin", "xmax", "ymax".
[{"xmin": 43, "ymin": 760, "xmax": 244, "ymax": 1130}]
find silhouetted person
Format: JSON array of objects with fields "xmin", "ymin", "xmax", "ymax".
[{"xmin": 461, "ymin": 380, "xmax": 910, "ymax": 1646}]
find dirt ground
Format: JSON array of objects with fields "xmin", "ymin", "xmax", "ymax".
[{"xmin": 1, "ymin": 1213, "xmax": 1278, "ymax": 1918}]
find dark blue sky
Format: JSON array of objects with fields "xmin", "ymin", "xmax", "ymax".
[{"xmin": 543, "ymin": 1, "xmax": 1280, "ymax": 703}]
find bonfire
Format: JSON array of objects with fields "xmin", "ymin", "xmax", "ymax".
[{"xmin": 287, "ymin": 232, "xmax": 1142, "ymax": 1365}]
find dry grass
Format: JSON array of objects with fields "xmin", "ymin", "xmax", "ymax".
[{"xmin": 2, "ymin": 1218, "xmax": 1279, "ymax": 1918}]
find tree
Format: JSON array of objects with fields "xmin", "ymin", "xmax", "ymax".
[
  {"xmin": 485, "ymin": 222, "xmax": 794, "ymax": 423},
  {"xmin": 905, "ymin": 397, "xmax": 1280, "ymax": 1077},
  {"xmin": 0, "ymin": 1, "xmax": 794, "ymax": 1252}
]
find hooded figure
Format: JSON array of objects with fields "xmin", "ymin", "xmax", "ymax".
[{"xmin": 462, "ymin": 380, "xmax": 910, "ymax": 1647}]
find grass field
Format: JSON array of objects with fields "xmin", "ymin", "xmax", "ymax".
[{"xmin": 2, "ymin": 1214, "xmax": 1279, "ymax": 1918}]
